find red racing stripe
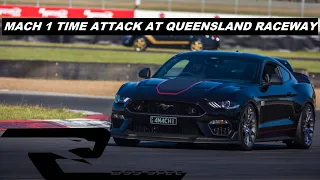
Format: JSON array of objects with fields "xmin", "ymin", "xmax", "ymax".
[
  {"xmin": 0, "ymin": 120, "xmax": 69, "ymax": 130},
  {"xmin": 260, "ymin": 128, "xmax": 297, "ymax": 134},
  {"xmin": 85, "ymin": 114, "xmax": 110, "ymax": 120}
]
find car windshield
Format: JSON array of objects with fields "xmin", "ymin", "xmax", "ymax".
[{"xmin": 153, "ymin": 54, "xmax": 260, "ymax": 83}]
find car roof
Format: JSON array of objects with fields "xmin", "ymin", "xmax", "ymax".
[
  {"xmin": 272, "ymin": 57, "xmax": 289, "ymax": 63},
  {"xmin": 176, "ymin": 50, "xmax": 269, "ymax": 62}
]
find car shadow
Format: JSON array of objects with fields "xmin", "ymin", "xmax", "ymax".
[{"xmin": 108, "ymin": 140, "xmax": 288, "ymax": 151}]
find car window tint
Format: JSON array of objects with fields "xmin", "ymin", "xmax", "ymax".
[
  {"xmin": 280, "ymin": 61, "xmax": 293, "ymax": 72},
  {"xmin": 262, "ymin": 63, "xmax": 279, "ymax": 84},
  {"xmin": 203, "ymin": 59, "xmax": 257, "ymax": 81},
  {"xmin": 164, "ymin": 60, "xmax": 189, "ymax": 77},
  {"xmin": 280, "ymin": 66, "xmax": 291, "ymax": 82},
  {"xmin": 153, "ymin": 55, "xmax": 260, "ymax": 83}
]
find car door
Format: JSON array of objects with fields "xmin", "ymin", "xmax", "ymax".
[
  {"xmin": 144, "ymin": 35, "xmax": 172, "ymax": 45},
  {"xmin": 170, "ymin": 35, "xmax": 190, "ymax": 41},
  {"xmin": 258, "ymin": 62, "xmax": 296, "ymax": 137}
]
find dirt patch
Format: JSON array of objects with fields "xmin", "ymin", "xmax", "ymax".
[
  {"xmin": 1, "ymin": 77, "xmax": 320, "ymax": 108},
  {"xmin": 0, "ymin": 78, "xmax": 125, "ymax": 97},
  {"xmin": 316, "ymin": 89, "xmax": 320, "ymax": 109}
]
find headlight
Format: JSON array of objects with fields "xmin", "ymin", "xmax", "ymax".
[
  {"xmin": 208, "ymin": 100, "xmax": 239, "ymax": 109},
  {"xmin": 114, "ymin": 94, "xmax": 130, "ymax": 104}
]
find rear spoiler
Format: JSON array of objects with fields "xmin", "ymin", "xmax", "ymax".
[{"xmin": 292, "ymin": 72, "xmax": 311, "ymax": 84}]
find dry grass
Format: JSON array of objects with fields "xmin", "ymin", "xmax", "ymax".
[
  {"xmin": 0, "ymin": 104, "xmax": 84, "ymax": 120},
  {"xmin": 0, "ymin": 77, "xmax": 319, "ymax": 108},
  {"xmin": 316, "ymin": 89, "xmax": 320, "ymax": 109},
  {"xmin": 0, "ymin": 77, "xmax": 125, "ymax": 97}
]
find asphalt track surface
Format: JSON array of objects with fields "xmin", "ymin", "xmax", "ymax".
[
  {"xmin": 1, "ymin": 44, "xmax": 320, "ymax": 62},
  {"xmin": 1, "ymin": 91, "xmax": 320, "ymax": 180}
]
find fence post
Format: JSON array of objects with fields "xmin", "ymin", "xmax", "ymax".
[
  {"xmin": 268, "ymin": 0, "xmax": 272, "ymax": 16},
  {"xmin": 168, "ymin": 0, "xmax": 172, "ymax": 11},
  {"xmin": 234, "ymin": 0, "xmax": 238, "ymax": 14},
  {"xmin": 36, "ymin": 0, "xmax": 39, "ymax": 6},
  {"xmin": 3, "ymin": 0, "xmax": 6, "ymax": 5},
  {"xmin": 102, "ymin": 0, "xmax": 105, "ymax": 9},
  {"xmin": 301, "ymin": 0, "xmax": 305, "ymax": 17},
  {"xmin": 69, "ymin": 0, "xmax": 72, "ymax": 8},
  {"xmin": 135, "ymin": 0, "xmax": 141, "ymax": 9}
]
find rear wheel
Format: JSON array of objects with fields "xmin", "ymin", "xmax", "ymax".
[
  {"xmin": 238, "ymin": 104, "xmax": 257, "ymax": 151},
  {"xmin": 285, "ymin": 104, "xmax": 315, "ymax": 149},
  {"xmin": 133, "ymin": 37, "xmax": 147, "ymax": 52},
  {"xmin": 190, "ymin": 40, "xmax": 203, "ymax": 51},
  {"xmin": 113, "ymin": 137, "xmax": 140, "ymax": 147}
]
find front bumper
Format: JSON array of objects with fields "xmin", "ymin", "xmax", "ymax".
[
  {"xmin": 112, "ymin": 131, "xmax": 240, "ymax": 144},
  {"xmin": 110, "ymin": 102, "xmax": 242, "ymax": 144}
]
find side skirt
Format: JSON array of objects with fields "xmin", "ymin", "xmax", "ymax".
[{"xmin": 256, "ymin": 136, "xmax": 294, "ymax": 142}]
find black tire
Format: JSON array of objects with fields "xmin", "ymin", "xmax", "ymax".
[
  {"xmin": 285, "ymin": 104, "xmax": 315, "ymax": 149},
  {"xmin": 133, "ymin": 37, "xmax": 147, "ymax": 52},
  {"xmin": 238, "ymin": 104, "xmax": 258, "ymax": 151},
  {"xmin": 190, "ymin": 40, "xmax": 203, "ymax": 51},
  {"xmin": 113, "ymin": 137, "xmax": 140, "ymax": 147}
]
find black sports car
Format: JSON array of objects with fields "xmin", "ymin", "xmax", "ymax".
[
  {"xmin": 110, "ymin": 51, "xmax": 316, "ymax": 151},
  {"xmin": 122, "ymin": 35, "xmax": 220, "ymax": 52}
]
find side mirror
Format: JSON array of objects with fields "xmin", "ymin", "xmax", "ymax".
[
  {"xmin": 138, "ymin": 68, "xmax": 151, "ymax": 79},
  {"xmin": 263, "ymin": 74, "xmax": 283, "ymax": 88}
]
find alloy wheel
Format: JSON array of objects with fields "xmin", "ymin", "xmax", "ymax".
[
  {"xmin": 190, "ymin": 41, "xmax": 203, "ymax": 51},
  {"xmin": 302, "ymin": 105, "xmax": 315, "ymax": 146},
  {"xmin": 241, "ymin": 106, "xmax": 257, "ymax": 148},
  {"xmin": 134, "ymin": 38, "xmax": 147, "ymax": 51}
]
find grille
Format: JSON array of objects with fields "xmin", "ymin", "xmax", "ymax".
[
  {"xmin": 128, "ymin": 117, "xmax": 202, "ymax": 135},
  {"xmin": 127, "ymin": 100, "xmax": 205, "ymax": 116},
  {"xmin": 209, "ymin": 124, "xmax": 232, "ymax": 136}
]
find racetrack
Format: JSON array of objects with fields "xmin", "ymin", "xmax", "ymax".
[{"xmin": 0, "ymin": 91, "xmax": 320, "ymax": 179}]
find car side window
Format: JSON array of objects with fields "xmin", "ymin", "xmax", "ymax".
[
  {"xmin": 164, "ymin": 60, "xmax": 190, "ymax": 77},
  {"xmin": 279, "ymin": 66, "xmax": 291, "ymax": 82},
  {"xmin": 262, "ymin": 63, "xmax": 280, "ymax": 84}
]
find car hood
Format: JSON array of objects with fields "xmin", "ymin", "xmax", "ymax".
[{"xmin": 126, "ymin": 77, "xmax": 252, "ymax": 102}]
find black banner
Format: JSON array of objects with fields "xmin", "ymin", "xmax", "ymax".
[{"xmin": 1, "ymin": 18, "xmax": 319, "ymax": 35}]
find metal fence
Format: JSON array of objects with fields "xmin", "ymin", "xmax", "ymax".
[{"xmin": 2, "ymin": 0, "xmax": 320, "ymax": 17}]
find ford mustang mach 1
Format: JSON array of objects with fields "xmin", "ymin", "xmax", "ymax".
[
  {"xmin": 122, "ymin": 35, "xmax": 220, "ymax": 52},
  {"xmin": 110, "ymin": 51, "xmax": 316, "ymax": 151}
]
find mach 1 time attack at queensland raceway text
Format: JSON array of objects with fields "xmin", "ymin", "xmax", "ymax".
[{"xmin": 3, "ymin": 21, "xmax": 319, "ymax": 32}]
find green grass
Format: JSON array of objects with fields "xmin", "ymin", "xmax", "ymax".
[
  {"xmin": 1, "ymin": 41, "xmax": 320, "ymax": 72},
  {"xmin": 0, "ymin": 40, "xmax": 184, "ymax": 53},
  {"xmin": 2, "ymin": 40, "xmax": 320, "ymax": 59},
  {"xmin": 0, "ymin": 47, "xmax": 174, "ymax": 64},
  {"xmin": 0, "ymin": 104, "xmax": 84, "ymax": 120}
]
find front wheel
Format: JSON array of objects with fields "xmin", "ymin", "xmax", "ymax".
[
  {"xmin": 190, "ymin": 40, "xmax": 203, "ymax": 51},
  {"xmin": 113, "ymin": 137, "xmax": 140, "ymax": 147},
  {"xmin": 285, "ymin": 104, "xmax": 315, "ymax": 149},
  {"xmin": 238, "ymin": 104, "xmax": 258, "ymax": 151},
  {"xmin": 133, "ymin": 37, "xmax": 147, "ymax": 52}
]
